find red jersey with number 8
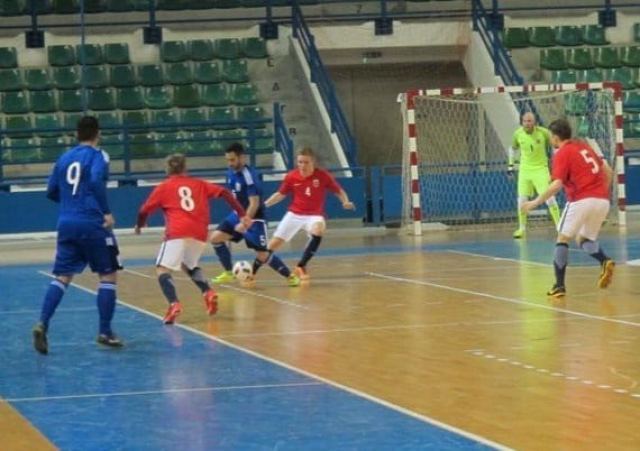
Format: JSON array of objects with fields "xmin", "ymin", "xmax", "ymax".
[
  {"xmin": 137, "ymin": 175, "xmax": 227, "ymax": 241},
  {"xmin": 551, "ymin": 140, "xmax": 610, "ymax": 202},
  {"xmin": 278, "ymin": 168, "xmax": 342, "ymax": 215}
]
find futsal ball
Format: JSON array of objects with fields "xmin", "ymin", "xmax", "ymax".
[{"xmin": 233, "ymin": 260, "xmax": 253, "ymax": 281}]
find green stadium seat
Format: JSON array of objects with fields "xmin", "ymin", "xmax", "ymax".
[
  {"xmin": 214, "ymin": 38, "xmax": 241, "ymax": 59},
  {"xmin": 59, "ymin": 89, "xmax": 84, "ymax": 112},
  {"xmin": 242, "ymin": 37, "xmax": 268, "ymax": 58},
  {"xmin": 173, "ymin": 85, "xmax": 200, "ymax": 108},
  {"xmin": 555, "ymin": 26, "xmax": 582, "ymax": 46},
  {"xmin": 540, "ymin": 49, "xmax": 567, "ymax": 71},
  {"xmin": 31, "ymin": 0, "xmax": 53, "ymax": 14},
  {"xmin": 621, "ymin": 47, "xmax": 640, "ymax": 67},
  {"xmin": 157, "ymin": 0, "xmax": 189, "ymax": 10},
  {"xmin": 246, "ymin": 129, "xmax": 274, "ymax": 154},
  {"xmin": 634, "ymin": 24, "xmax": 640, "ymax": 44},
  {"xmin": 48, "ymin": 45, "xmax": 76, "ymax": 66},
  {"xmin": 0, "ymin": 0, "xmax": 27, "ymax": 16},
  {"xmin": 129, "ymin": 133, "xmax": 156, "ymax": 158},
  {"xmin": 110, "ymin": 64, "xmax": 137, "ymax": 87},
  {"xmin": 53, "ymin": 66, "xmax": 81, "ymax": 89},
  {"xmin": 550, "ymin": 69, "xmax": 577, "ymax": 84},
  {"xmin": 132, "ymin": 0, "xmax": 155, "ymax": 10},
  {"xmin": 106, "ymin": 0, "xmax": 135, "ymax": 12},
  {"xmin": 2, "ymin": 91, "xmax": 29, "ymax": 114},
  {"xmin": 567, "ymin": 48, "xmax": 594, "ymax": 70},
  {"xmin": 0, "ymin": 69, "xmax": 23, "ymax": 91},
  {"xmin": 603, "ymin": 67, "xmax": 636, "ymax": 90},
  {"xmin": 576, "ymin": 68, "xmax": 604, "ymax": 83},
  {"xmin": 223, "ymin": 59, "xmax": 249, "ymax": 83},
  {"xmin": 210, "ymin": 106, "xmax": 235, "ymax": 129},
  {"xmin": 25, "ymin": 69, "xmax": 51, "ymax": 90},
  {"xmin": 179, "ymin": 108, "xmax": 208, "ymax": 130},
  {"xmin": 161, "ymin": 41, "xmax": 188, "ymax": 63},
  {"xmin": 76, "ymin": 44, "xmax": 104, "ymax": 65},
  {"xmin": 88, "ymin": 88, "xmax": 116, "ymax": 110},
  {"xmin": 53, "ymin": 0, "xmax": 79, "ymax": 14},
  {"xmin": 189, "ymin": 39, "xmax": 214, "ymax": 61},
  {"xmin": 581, "ymin": 25, "xmax": 608, "ymax": 46},
  {"xmin": 151, "ymin": 109, "xmax": 179, "ymax": 126},
  {"xmin": 116, "ymin": 87, "xmax": 145, "ymax": 110},
  {"xmin": 84, "ymin": 65, "xmax": 109, "ymax": 88},
  {"xmin": 184, "ymin": 130, "xmax": 222, "ymax": 155},
  {"xmin": 84, "ymin": 0, "xmax": 107, "ymax": 12},
  {"xmin": 121, "ymin": 110, "xmax": 148, "ymax": 130},
  {"xmin": 574, "ymin": 116, "xmax": 590, "ymax": 138},
  {"xmin": 30, "ymin": 91, "xmax": 57, "ymax": 113},
  {"xmin": 188, "ymin": 0, "xmax": 218, "ymax": 9},
  {"xmin": 594, "ymin": 47, "xmax": 621, "ymax": 68},
  {"xmin": 138, "ymin": 64, "xmax": 164, "ymax": 86},
  {"xmin": 201, "ymin": 84, "xmax": 230, "ymax": 106},
  {"xmin": 8, "ymin": 138, "xmax": 40, "ymax": 164},
  {"xmin": 5, "ymin": 115, "xmax": 33, "ymax": 138},
  {"xmin": 230, "ymin": 83, "xmax": 258, "ymax": 105},
  {"xmin": 564, "ymin": 93, "xmax": 588, "ymax": 116},
  {"xmin": 0, "ymin": 47, "xmax": 18, "ymax": 68},
  {"xmin": 218, "ymin": 129, "xmax": 243, "ymax": 147},
  {"xmin": 528, "ymin": 27, "xmax": 555, "ymax": 47},
  {"xmin": 62, "ymin": 112, "xmax": 83, "ymax": 132},
  {"xmin": 94, "ymin": 111, "xmax": 120, "ymax": 134},
  {"xmin": 100, "ymin": 133, "xmax": 124, "ymax": 159},
  {"xmin": 165, "ymin": 62, "xmax": 193, "ymax": 85},
  {"xmin": 624, "ymin": 114, "xmax": 640, "ymax": 138},
  {"xmin": 104, "ymin": 43, "xmax": 130, "ymax": 64},
  {"xmin": 39, "ymin": 136, "xmax": 67, "ymax": 162},
  {"xmin": 502, "ymin": 28, "xmax": 529, "ymax": 49},
  {"xmin": 237, "ymin": 105, "xmax": 266, "ymax": 125},
  {"xmin": 623, "ymin": 91, "xmax": 640, "ymax": 113},
  {"xmin": 194, "ymin": 62, "xmax": 222, "ymax": 84},
  {"xmin": 144, "ymin": 86, "xmax": 173, "ymax": 109},
  {"xmin": 155, "ymin": 132, "xmax": 187, "ymax": 156}
]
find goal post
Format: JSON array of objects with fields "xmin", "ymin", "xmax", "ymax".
[{"xmin": 400, "ymin": 83, "xmax": 626, "ymax": 235}]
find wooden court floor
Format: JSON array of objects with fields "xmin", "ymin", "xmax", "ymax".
[{"xmin": 3, "ymin": 228, "xmax": 640, "ymax": 449}]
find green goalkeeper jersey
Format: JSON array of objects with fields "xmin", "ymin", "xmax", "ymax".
[{"xmin": 511, "ymin": 126, "xmax": 551, "ymax": 170}]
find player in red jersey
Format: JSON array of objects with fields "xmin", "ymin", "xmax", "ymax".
[
  {"xmin": 522, "ymin": 119, "xmax": 615, "ymax": 297},
  {"xmin": 260, "ymin": 147, "xmax": 355, "ymax": 281},
  {"xmin": 135, "ymin": 154, "xmax": 249, "ymax": 323}
]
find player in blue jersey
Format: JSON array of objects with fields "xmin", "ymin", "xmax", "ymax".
[
  {"xmin": 32, "ymin": 116, "xmax": 123, "ymax": 355},
  {"xmin": 210, "ymin": 143, "xmax": 299, "ymax": 287}
]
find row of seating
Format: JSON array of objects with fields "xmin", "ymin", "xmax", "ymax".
[
  {"xmin": 548, "ymin": 67, "xmax": 640, "ymax": 90},
  {"xmin": 540, "ymin": 47, "xmax": 640, "ymax": 71},
  {"xmin": 0, "ymin": 44, "xmax": 128, "ymax": 68},
  {"xmin": 503, "ymin": 25, "xmax": 608, "ymax": 49},
  {"xmin": 0, "ymin": 61, "xmax": 251, "ymax": 91},
  {"xmin": 1, "ymin": 83, "xmax": 259, "ymax": 114}
]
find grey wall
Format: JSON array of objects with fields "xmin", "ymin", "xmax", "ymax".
[{"xmin": 328, "ymin": 61, "xmax": 469, "ymax": 167}]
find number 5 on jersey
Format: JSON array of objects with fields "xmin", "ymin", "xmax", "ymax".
[{"xmin": 579, "ymin": 149, "xmax": 599, "ymax": 174}]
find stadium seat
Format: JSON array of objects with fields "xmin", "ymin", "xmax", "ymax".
[
  {"xmin": 30, "ymin": 91, "xmax": 57, "ymax": 113},
  {"xmin": 157, "ymin": 0, "xmax": 189, "ymax": 10},
  {"xmin": 110, "ymin": 64, "xmax": 137, "ymax": 87},
  {"xmin": 144, "ymin": 86, "xmax": 173, "ymax": 109},
  {"xmin": 0, "ymin": 0, "xmax": 27, "ymax": 16},
  {"xmin": 214, "ymin": 38, "xmax": 241, "ymax": 59},
  {"xmin": 48, "ymin": 45, "xmax": 75, "ymax": 66},
  {"xmin": 621, "ymin": 47, "xmax": 640, "ymax": 67},
  {"xmin": 576, "ymin": 68, "xmax": 604, "ymax": 83},
  {"xmin": 574, "ymin": 116, "xmax": 591, "ymax": 138},
  {"xmin": 2, "ymin": 91, "xmax": 29, "ymax": 114},
  {"xmin": 104, "ymin": 43, "xmax": 130, "ymax": 64},
  {"xmin": 179, "ymin": 108, "xmax": 208, "ymax": 130},
  {"xmin": 501, "ymin": 28, "xmax": 529, "ymax": 49},
  {"xmin": 603, "ymin": 67, "xmax": 636, "ymax": 90},
  {"xmin": 623, "ymin": 91, "xmax": 640, "ymax": 113},
  {"xmin": 189, "ymin": 39, "xmax": 215, "ymax": 61},
  {"xmin": 581, "ymin": 25, "xmax": 608, "ymax": 46},
  {"xmin": 184, "ymin": 130, "xmax": 222, "ymax": 155},
  {"xmin": 555, "ymin": 26, "xmax": 582, "ymax": 46},
  {"xmin": 84, "ymin": 0, "xmax": 107, "ymax": 12},
  {"xmin": 564, "ymin": 93, "xmax": 588, "ymax": 116},
  {"xmin": 160, "ymin": 41, "xmax": 188, "ymax": 63},
  {"xmin": 634, "ymin": 24, "xmax": 640, "ymax": 44},
  {"xmin": 30, "ymin": 0, "xmax": 53, "ymax": 14},
  {"xmin": 106, "ymin": 0, "xmax": 135, "ymax": 11},
  {"xmin": 132, "ymin": 0, "xmax": 155, "ymax": 11},
  {"xmin": 94, "ymin": 111, "xmax": 120, "ymax": 134},
  {"xmin": 188, "ymin": 0, "xmax": 218, "ymax": 9},
  {"xmin": 165, "ymin": 62, "xmax": 193, "ymax": 85},
  {"xmin": 194, "ymin": 62, "xmax": 222, "ymax": 84},
  {"xmin": 624, "ymin": 113, "xmax": 640, "ymax": 138},
  {"xmin": 0, "ymin": 69, "xmax": 23, "ymax": 91},
  {"xmin": 117, "ymin": 87, "xmax": 145, "ymax": 110},
  {"xmin": 5, "ymin": 115, "xmax": 33, "ymax": 138},
  {"xmin": 223, "ymin": 59, "xmax": 249, "ymax": 83},
  {"xmin": 129, "ymin": 133, "xmax": 156, "ymax": 158},
  {"xmin": 0, "ymin": 47, "xmax": 18, "ymax": 68},
  {"xmin": 201, "ymin": 84, "xmax": 230, "ymax": 106},
  {"xmin": 594, "ymin": 47, "xmax": 621, "ymax": 68},
  {"xmin": 39, "ymin": 136, "xmax": 67, "ymax": 161},
  {"xmin": 53, "ymin": 0, "xmax": 79, "ymax": 14},
  {"xmin": 210, "ymin": 106, "xmax": 235, "ymax": 129},
  {"xmin": 25, "ymin": 69, "xmax": 51, "ymax": 90},
  {"xmin": 100, "ymin": 133, "xmax": 124, "ymax": 159},
  {"xmin": 59, "ymin": 89, "xmax": 84, "ymax": 112},
  {"xmin": 218, "ymin": 129, "xmax": 243, "ymax": 147},
  {"xmin": 121, "ymin": 110, "xmax": 148, "ymax": 130},
  {"xmin": 76, "ymin": 44, "xmax": 104, "ymax": 65},
  {"xmin": 88, "ymin": 87, "xmax": 116, "ymax": 110},
  {"xmin": 230, "ymin": 83, "xmax": 258, "ymax": 105},
  {"xmin": 550, "ymin": 69, "xmax": 577, "ymax": 84},
  {"xmin": 242, "ymin": 38, "xmax": 268, "ymax": 58},
  {"xmin": 8, "ymin": 138, "xmax": 40, "ymax": 164},
  {"xmin": 155, "ymin": 132, "xmax": 186, "ymax": 156},
  {"xmin": 84, "ymin": 65, "xmax": 109, "ymax": 88},
  {"xmin": 567, "ymin": 48, "xmax": 594, "ymax": 70},
  {"xmin": 528, "ymin": 27, "xmax": 555, "ymax": 47},
  {"xmin": 540, "ymin": 49, "xmax": 567, "ymax": 71},
  {"xmin": 151, "ymin": 109, "xmax": 179, "ymax": 126},
  {"xmin": 53, "ymin": 66, "xmax": 81, "ymax": 89},
  {"xmin": 237, "ymin": 105, "xmax": 266, "ymax": 125},
  {"xmin": 138, "ymin": 64, "xmax": 164, "ymax": 86},
  {"xmin": 173, "ymin": 85, "xmax": 200, "ymax": 108},
  {"xmin": 62, "ymin": 112, "xmax": 83, "ymax": 131},
  {"xmin": 246, "ymin": 129, "xmax": 274, "ymax": 154}
]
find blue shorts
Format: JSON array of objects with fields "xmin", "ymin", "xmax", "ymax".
[
  {"xmin": 53, "ymin": 231, "xmax": 123, "ymax": 276},
  {"xmin": 216, "ymin": 213, "xmax": 268, "ymax": 251}
]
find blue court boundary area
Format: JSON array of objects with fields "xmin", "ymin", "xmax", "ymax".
[{"xmin": 0, "ymin": 266, "xmax": 502, "ymax": 451}]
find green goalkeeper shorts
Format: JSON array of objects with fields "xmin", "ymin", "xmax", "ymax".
[{"xmin": 517, "ymin": 167, "xmax": 552, "ymax": 198}]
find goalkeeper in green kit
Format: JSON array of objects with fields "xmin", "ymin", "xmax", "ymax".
[{"xmin": 509, "ymin": 112, "xmax": 561, "ymax": 239}]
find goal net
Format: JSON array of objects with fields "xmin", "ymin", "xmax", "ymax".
[{"xmin": 400, "ymin": 84, "xmax": 626, "ymax": 235}]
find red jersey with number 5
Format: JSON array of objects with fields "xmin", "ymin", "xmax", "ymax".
[
  {"xmin": 137, "ymin": 175, "xmax": 243, "ymax": 241},
  {"xmin": 551, "ymin": 140, "xmax": 609, "ymax": 202},
  {"xmin": 278, "ymin": 168, "xmax": 342, "ymax": 216}
]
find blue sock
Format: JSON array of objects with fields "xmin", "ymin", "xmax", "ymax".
[
  {"xmin": 158, "ymin": 273, "xmax": 178, "ymax": 304},
  {"xmin": 554, "ymin": 243, "xmax": 569, "ymax": 287},
  {"xmin": 213, "ymin": 243, "xmax": 233, "ymax": 271},
  {"xmin": 268, "ymin": 253, "xmax": 291, "ymax": 278},
  {"xmin": 40, "ymin": 280, "xmax": 67, "ymax": 330},
  {"xmin": 252, "ymin": 257, "xmax": 264, "ymax": 275},
  {"xmin": 580, "ymin": 239, "xmax": 609, "ymax": 264},
  {"xmin": 298, "ymin": 235, "xmax": 322, "ymax": 268},
  {"xmin": 97, "ymin": 282, "xmax": 117, "ymax": 336}
]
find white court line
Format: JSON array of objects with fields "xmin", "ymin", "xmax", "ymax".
[
  {"xmin": 365, "ymin": 272, "xmax": 640, "ymax": 329},
  {"xmin": 123, "ymin": 268, "xmax": 309, "ymax": 310},
  {"xmin": 3, "ymin": 382, "xmax": 322, "ymax": 404},
  {"xmin": 2, "ymin": 307, "xmax": 95, "ymax": 315},
  {"xmin": 36, "ymin": 271, "xmax": 508, "ymax": 450},
  {"xmin": 445, "ymin": 249, "xmax": 591, "ymax": 268}
]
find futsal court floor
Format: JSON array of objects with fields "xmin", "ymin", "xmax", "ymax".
[{"xmin": 1, "ymin": 224, "xmax": 639, "ymax": 450}]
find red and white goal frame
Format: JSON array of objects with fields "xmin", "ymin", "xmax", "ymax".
[{"xmin": 401, "ymin": 82, "xmax": 626, "ymax": 235}]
